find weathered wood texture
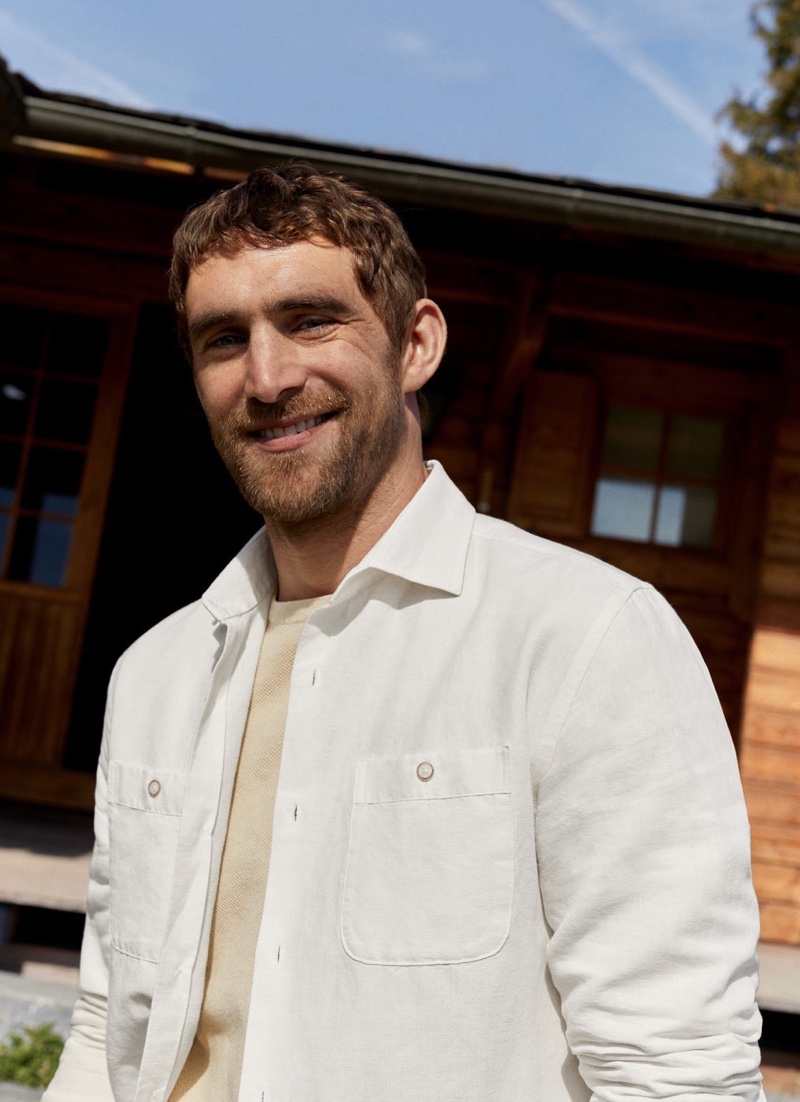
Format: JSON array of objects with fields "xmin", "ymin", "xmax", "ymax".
[
  {"xmin": 0, "ymin": 591, "xmax": 84, "ymax": 765},
  {"xmin": 506, "ymin": 371, "xmax": 598, "ymax": 537},
  {"xmin": 0, "ymin": 289, "xmax": 135, "ymax": 796},
  {"xmin": 739, "ymin": 370, "xmax": 800, "ymax": 942}
]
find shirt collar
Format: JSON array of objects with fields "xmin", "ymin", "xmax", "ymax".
[
  {"xmin": 201, "ymin": 526, "xmax": 276, "ymax": 622},
  {"xmin": 202, "ymin": 461, "xmax": 475, "ymax": 621},
  {"xmin": 337, "ymin": 461, "xmax": 474, "ymax": 599}
]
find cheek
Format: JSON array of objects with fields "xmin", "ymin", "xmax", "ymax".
[{"xmin": 194, "ymin": 370, "xmax": 243, "ymax": 420}]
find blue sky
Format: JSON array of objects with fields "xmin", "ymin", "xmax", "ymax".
[{"xmin": 0, "ymin": 0, "xmax": 764, "ymax": 197}]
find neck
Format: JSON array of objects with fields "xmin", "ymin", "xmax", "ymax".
[{"xmin": 267, "ymin": 452, "xmax": 428, "ymax": 601}]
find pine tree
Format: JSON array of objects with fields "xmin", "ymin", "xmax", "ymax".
[{"xmin": 716, "ymin": 0, "xmax": 800, "ymax": 207}]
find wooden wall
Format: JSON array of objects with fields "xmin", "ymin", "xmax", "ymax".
[
  {"xmin": 739, "ymin": 365, "xmax": 800, "ymax": 944},
  {"xmin": 2, "ymin": 147, "xmax": 800, "ymax": 943},
  {"xmin": 427, "ymin": 240, "xmax": 800, "ymax": 944}
]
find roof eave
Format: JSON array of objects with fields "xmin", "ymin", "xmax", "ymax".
[{"xmin": 11, "ymin": 86, "xmax": 800, "ymax": 258}]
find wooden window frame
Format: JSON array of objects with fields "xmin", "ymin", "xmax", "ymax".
[{"xmin": 0, "ymin": 282, "xmax": 136, "ymax": 802}]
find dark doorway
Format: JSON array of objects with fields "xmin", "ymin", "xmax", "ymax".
[{"xmin": 64, "ymin": 303, "xmax": 259, "ymax": 771}]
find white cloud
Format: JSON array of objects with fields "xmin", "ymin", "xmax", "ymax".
[
  {"xmin": 383, "ymin": 27, "xmax": 489, "ymax": 83},
  {"xmin": 541, "ymin": 0, "xmax": 718, "ymax": 145},
  {"xmin": 0, "ymin": 9, "xmax": 150, "ymax": 107},
  {"xmin": 387, "ymin": 30, "xmax": 430, "ymax": 57}
]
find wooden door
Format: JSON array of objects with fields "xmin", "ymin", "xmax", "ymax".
[{"xmin": 0, "ymin": 289, "xmax": 134, "ymax": 806}]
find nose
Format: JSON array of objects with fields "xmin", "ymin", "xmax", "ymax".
[{"xmin": 244, "ymin": 329, "xmax": 307, "ymax": 405}]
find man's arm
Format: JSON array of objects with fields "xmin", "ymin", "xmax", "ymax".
[
  {"xmin": 43, "ymin": 739, "xmax": 114, "ymax": 1100},
  {"xmin": 536, "ymin": 586, "xmax": 764, "ymax": 1101}
]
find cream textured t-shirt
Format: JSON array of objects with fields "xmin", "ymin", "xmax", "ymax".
[{"xmin": 170, "ymin": 592, "xmax": 329, "ymax": 1101}]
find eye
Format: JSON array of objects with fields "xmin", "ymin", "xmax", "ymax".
[
  {"xmin": 208, "ymin": 332, "xmax": 245, "ymax": 348},
  {"xmin": 294, "ymin": 316, "xmax": 334, "ymax": 334},
  {"xmin": 198, "ymin": 330, "xmax": 248, "ymax": 359}
]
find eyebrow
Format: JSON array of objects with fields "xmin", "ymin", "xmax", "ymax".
[
  {"xmin": 187, "ymin": 296, "xmax": 353, "ymax": 347},
  {"xmin": 187, "ymin": 311, "xmax": 237, "ymax": 346}
]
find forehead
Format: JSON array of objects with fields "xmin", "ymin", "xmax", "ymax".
[{"xmin": 184, "ymin": 239, "xmax": 366, "ymax": 316}]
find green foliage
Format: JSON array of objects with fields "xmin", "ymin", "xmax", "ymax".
[
  {"xmin": 0, "ymin": 1022, "xmax": 65, "ymax": 1088},
  {"xmin": 717, "ymin": 0, "xmax": 800, "ymax": 207}
]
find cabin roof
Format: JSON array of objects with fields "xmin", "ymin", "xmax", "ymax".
[{"xmin": 3, "ymin": 55, "xmax": 800, "ymax": 260}]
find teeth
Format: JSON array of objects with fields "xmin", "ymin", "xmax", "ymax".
[{"xmin": 260, "ymin": 415, "xmax": 325, "ymax": 441}]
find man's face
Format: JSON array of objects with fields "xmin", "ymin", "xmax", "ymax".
[{"xmin": 185, "ymin": 239, "xmax": 411, "ymax": 531}]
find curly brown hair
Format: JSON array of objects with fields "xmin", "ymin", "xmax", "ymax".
[{"xmin": 169, "ymin": 162, "xmax": 427, "ymax": 355}]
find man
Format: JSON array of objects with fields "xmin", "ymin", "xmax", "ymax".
[{"xmin": 46, "ymin": 164, "xmax": 765, "ymax": 1102}]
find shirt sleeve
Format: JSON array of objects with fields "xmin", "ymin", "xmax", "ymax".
[
  {"xmin": 42, "ymin": 728, "xmax": 114, "ymax": 1100},
  {"xmin": 535, "ymin": 585, "xmax": 765, "ymax": 1101}
]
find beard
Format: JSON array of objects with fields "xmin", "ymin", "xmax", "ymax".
[{"xmin": 207, "ymin": 375, "xmax": 408, "ymax": 534}]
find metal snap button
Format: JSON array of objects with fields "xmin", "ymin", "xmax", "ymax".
[
  {"xmin": 416, "ymin": 761, "xmax": 434, "ymax": 782},
  {"xmin": 147, "ymin": 779, "xmax": 161, "ymax": 798}
]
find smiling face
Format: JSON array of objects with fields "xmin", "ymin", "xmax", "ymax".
[{"xmin": 186, "ymin": 239, "xmax": 432, "ymax": 533}]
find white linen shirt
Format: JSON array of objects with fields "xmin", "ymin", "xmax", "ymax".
[{"xmin": 45, "ymin": 462, "xmax": 764, "ymax": 1102}]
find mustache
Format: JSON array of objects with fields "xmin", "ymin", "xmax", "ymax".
[{"xmin": 223, "ymin": 389, "xmax": 351, "ymax": 432}]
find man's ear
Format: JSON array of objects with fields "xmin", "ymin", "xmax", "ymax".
[{"xmin": 400, "ymin": 299, "xmax": 447, "ymax": 394}]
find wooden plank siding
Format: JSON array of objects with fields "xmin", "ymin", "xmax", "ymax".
[
  {"xmin": 2, "ymin": 144, "xmax": 800, "ymax": 948},
  {"xmin": 739, "ymin": 357, "xmax": 800, "ymax": 942},
  {"xmin": 0, "ymin": 280, "xmax": 136, "ymax": 800}
]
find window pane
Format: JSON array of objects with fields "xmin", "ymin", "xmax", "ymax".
[
  {"xmin": 0, "ymin": 371, "xmax": 34, "ymax": 435},
  {"xmin": 654, "ymin": 484, "xmax": 716, "ymax": 548},
  {"xmin": 34, "ymin": 378, "xmax": 97, "ymax": 444},
  {"xmin": 0, "ymin": 303, "xmax": 47, "ymax": 369},
  {"xmin": 0, "ymin": 441, "xmax": 21, "ymax": 507},
  {"xmin": 31, "ymin": 520, "xmax": 74, "ymax": 585},
  {"xmin": 21, "ymin": 447, "xmax": 83, "ymax": 516},
  {"xmin": 0, "ymin": 511, "xmax": 9, "ymax": 566},
  {"xmin": 602, "ymin": 406, "xmax": 662, "ymax": 471},
  {"xmin": 680, "ymin": 485, "xmax": 717, "ymax": 548},
  {"xmin": 45, "ymin": 313, "xmax": 109, "ymax": 379},
  {"xmin": 8, "ymin": 515, "xmax": 74, "ymax": 586},
  {"xmin": 665, "ymin": 416, "xmax": 723, "ymax": 480},
  {"xmin": 591, "ymin": 478, "xmax": 655, "ymax": 542},
  {"xmin": 654, "ymin": 485, "xmax": 686, "ymax": 546}
]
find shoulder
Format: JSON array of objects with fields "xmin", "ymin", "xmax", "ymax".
[
  {"xmin": 106, "ymin": 599, "xmax": 221, "ymax": 720},
  {"xmin": 120, "ymin": 598, "xmax": 212, "ymax": 660},
  {"xmin": 467, "ymin": 514, "xmax": 699, "ymax": 668},
  {"xmin": 112, "ymin": 527, "xmax": 272, "ymax": 684},
  {"xmin": 114, "ymin": 598, "xmax": 213, "ymax": 672},
  {"xmin": 469, "ymin": 512, "xmax": 648, "ymax": 609}
]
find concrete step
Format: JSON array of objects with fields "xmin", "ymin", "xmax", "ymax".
[
  {"xmin": 0, "ymin": 970, "xmax": 75, "ymax": 1049},
  {"xmin": 0, "ymin": 1086, "xmax": 42, "ymax": 1101}
]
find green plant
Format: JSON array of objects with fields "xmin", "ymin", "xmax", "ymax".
[{"xmin": 0, "ymin": 1022, "xmax": 65, "ymax": 1087}]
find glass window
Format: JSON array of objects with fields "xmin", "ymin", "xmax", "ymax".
[
  {"xmin": 591, "ymin": 405, "xmax": 724, "ymax": 549},
  {"xmin": 21, "ymin": 447, "xmax": 83, "ymax": 517},
  {"xmin": 0, "ymin": 511, "xmax": 8, "ymax": 567},
  {"xmin": 0, "ymin": 442, "xmax": 20, "ymax": 508},
  {"xmin": 602, "ymin": 407, "xmax": 662, "ymax": 471},
  {"xmin": 45, "ymin": 313, "xmax": 109, "ymax": 379},
  {"xmin": 8, "ymin": 516, "xmax": 74, "ymax": 587},
  {"xmin": 665, "ymin": 416, "xmax": 723, "ymax": 480},
  {"xmin": 34, "ymin": 379, "xmax": 97, "ymax": 445},
  {"xmin": 1, "ymin": 371, "xmax": 34, "ymax": 435},
  {"xmin": 592, "ymin": 478, "xmax": 656, "ymax": 542},
  {"xmin": 0, "ymin": 303, "xmax": 47, "ymax": 370},
  {"xmin": 0, "ymin": 302, "xmax": 108, "ymax": 588}
]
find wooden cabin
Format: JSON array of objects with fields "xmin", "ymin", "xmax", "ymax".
[{"xmin": 1, "ymin": 58, "xmax": 799, "ymax": 946}]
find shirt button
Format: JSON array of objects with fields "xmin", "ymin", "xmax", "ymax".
[
  {"xmin": 147, "ymin": 779, "xmax": 161, "ymax": 798},
  {"xmin": 416, "ymin": 761, "xmax": 434, "ymax": 782}
]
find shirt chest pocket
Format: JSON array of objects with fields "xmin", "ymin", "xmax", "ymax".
[
  {"xmin": 108, "ymin": 761, "xmax": 185, "ymax": 962},
  {"xmin": 341, "ymin": 745, "xmax": 513, "ymax": 966}
]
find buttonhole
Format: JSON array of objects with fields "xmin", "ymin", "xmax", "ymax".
[
  {"xmin": 312, "ymin": 670, "xmax": 316, "ymax": 686},
  {"xmin": 277, "ymin": 945, "xmax": 281, "ymax": 963},
  {"xmin": 293, "ymin": 805, "xmax": 298, "ymax": 820}
]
